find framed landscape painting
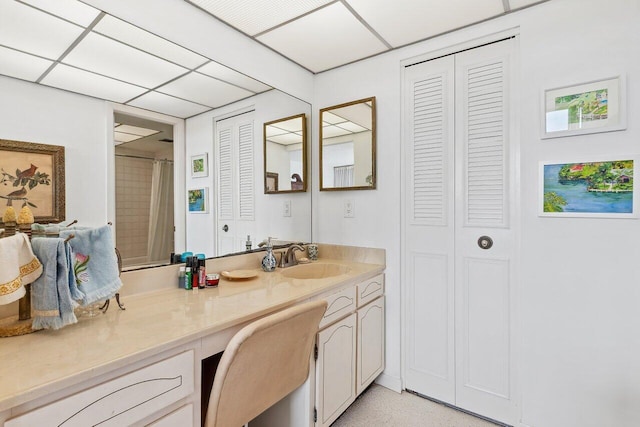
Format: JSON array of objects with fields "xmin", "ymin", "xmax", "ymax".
[
  {"xmin": 539, "ymin": 158, "xmax": 636, "ymax": 218},
  {"xmin": 542, "ymin": 76, "xmax": 626, "ymax": 139},
  {"xmin": 191, "ymin": 153, "xmax": 208, "ymax": 178},
  {"xmin": 0, "ymin": 139, "xmax": 65, "ymax": 224},
  {"xmin": 188, "ymin": 187, "xmax": 208, "ymax": 213}
]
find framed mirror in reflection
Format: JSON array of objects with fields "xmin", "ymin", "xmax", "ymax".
[
  {"xmin": 320, "ymin": 97, "xmax": 376, "ymax": 191},
  {"xmin": 263, "ymin": 114, "xmax": 308, "ymax": 193}
]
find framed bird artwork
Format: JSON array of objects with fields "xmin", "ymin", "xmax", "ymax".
[{"xmin": 0, "ymin": 139, "xmax": 65, "ymax": 224}]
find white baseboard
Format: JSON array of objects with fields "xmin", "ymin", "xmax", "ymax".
[{"xmin": 374, "ymin": 373, "xmax": 402, "ymax": 393}]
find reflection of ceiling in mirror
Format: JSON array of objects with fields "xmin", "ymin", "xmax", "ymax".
[
  {"xmin": 322, "ymin": 102, "xmax": 372, "ymax": 138},
  {"xmin": 266, "ymin": 118, "xmax": 304, "ymax": 146},
  {"xmin": 0, "ymin": 0, "xmax": 272, "ymax": 119}
]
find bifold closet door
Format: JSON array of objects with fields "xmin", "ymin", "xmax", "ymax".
[{"xmin": 403, "ymin": 38, "xmax": 517, "ymax": 424}]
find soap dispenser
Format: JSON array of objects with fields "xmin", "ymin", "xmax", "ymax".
[{"xmin": 261, "ymin": 237, "xmax": 277, "ymax": 272}]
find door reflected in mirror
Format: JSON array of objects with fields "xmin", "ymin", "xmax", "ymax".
[
  {"xmin": 263, "ymin": 114, "xmax": 308, "ymax": 193},
  {"xmin": 320, "ymin": 97, "xmax": 376, "ymax": 191}
]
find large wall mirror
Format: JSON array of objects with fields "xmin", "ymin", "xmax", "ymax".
[
  {"xmin": 320, "ymin": 97, "xmax": 376, "ymax": 191},
  {"xmin": 264, "ymin": 114, "xmax": 307, "ymax": 193}
]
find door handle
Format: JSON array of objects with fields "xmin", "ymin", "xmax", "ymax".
[
  {"xmin": 478, "ymin": 236, "xmax": 493, "ymax": 250},
  {"xmin": 222, "ymin": 224, "xmax": 229, "ymax": 232}
]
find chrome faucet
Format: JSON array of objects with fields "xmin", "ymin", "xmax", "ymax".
[{"xmin": 279, "ymin": 244, "xmax": 305, "ymax": 268}]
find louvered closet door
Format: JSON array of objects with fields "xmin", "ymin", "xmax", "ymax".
[
  {"xmin": 215, "ymin": 113, "xmax": 255, "ymax": 255},
  {"xmin": 403, "ymin": 38, "xmax": 516, "ymax": 425}
]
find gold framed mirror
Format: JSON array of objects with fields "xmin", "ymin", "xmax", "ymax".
[
  {"xmin": 320, "ymin": 97, "xmax": 376, "ymax": 191},
  {"xmin": 263, "ymin": 113, "xmax": 308, "ymax": 193}
]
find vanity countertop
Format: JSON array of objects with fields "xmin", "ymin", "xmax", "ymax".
[{"xmin": 0, "ymin": 253, "xmax": 384, "ymax": 413}]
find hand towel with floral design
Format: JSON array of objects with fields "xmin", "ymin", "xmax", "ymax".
[
  {"xmin": 30, "ymin": 237, "xmax": 78, "ymax": 330},
  {"xmin": 0, "ymin": 233, "xmax": 42, "ymax": 305},
  {"xmin": 59, "ymin": 225, "xmax": 122, "ymax": 306}
]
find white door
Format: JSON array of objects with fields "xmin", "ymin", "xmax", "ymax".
[
  {"xmin": 214, "ymin": 113, "xmax": 255, "ymax": 256},
  {"xmin": 403, "ymin": 38, "xmax": 518, "ymax": 424}
]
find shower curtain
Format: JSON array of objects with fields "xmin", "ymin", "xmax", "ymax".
[
  {"xmin": 147, "ymin": 160, "xmax": 174, "ymax": 263},
  {"xmin": 334, "ymin": 164, "xmax": 354, "ymax": 187}
]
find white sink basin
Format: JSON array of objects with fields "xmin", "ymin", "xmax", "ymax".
[{"xmin": 281, "ymin": 263, "xmax": 351, "ymax": 279}]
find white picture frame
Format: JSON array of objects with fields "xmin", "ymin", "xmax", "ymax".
[
  {"xmin": 541, "ymin": 76, "xmax": 626, "ymax": 139},
  {"xmin": 190, "ymin": 153, "xmax": 208, "ymax": 178}
]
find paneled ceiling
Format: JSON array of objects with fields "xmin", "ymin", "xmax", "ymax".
[{"xmin": 0, "ymin": 0, "xmax": 550, "ymax": 119}]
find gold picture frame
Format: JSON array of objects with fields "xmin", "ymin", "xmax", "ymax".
[{"xmin": 0, "ymin": 139, "xmax": 65, "ymax": 224}]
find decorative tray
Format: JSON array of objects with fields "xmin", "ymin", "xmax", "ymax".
[{"xmin": 220, "ymin": 270, "xmax": 258, "ymax": 280}]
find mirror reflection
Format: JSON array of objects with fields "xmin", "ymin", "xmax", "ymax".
[
  {"xmin": 320, "ymin": 97, "xmax": 376, "ymax": 191},
  {"xmin": 114, "ymin": 113, "xmax": 175, "ymax": 268},
  {"xmin": 264, "ymin": 114, "xmax": 307, "ymax": 193}
]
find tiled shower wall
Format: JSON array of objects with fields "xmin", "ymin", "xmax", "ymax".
[{"xmin": 115, "ymin": 156, "xmax": 153, "ymax": 265}]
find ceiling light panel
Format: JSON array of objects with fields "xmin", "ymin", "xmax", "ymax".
[
  {"xmin": 197, "ymin": 61, "xmax": 271, "ymax": 93},
  {"xmin": 258, "ymin": 2, "xmax": 388, "ymax": 73},
  {"xmin": 63, "ymin": 32, "xmax": 188, "ymax": 88},
  {"xmin": 19, "ymin": 0, "xmax": 101, "ymax": 27},
  {"xmin": 0, "ymin": 46, "xmax": 53, "ymax": 81},
  {"xmin": 0, "ymin": 1, "xmax": 84, "ymax": 60},
  {"xmin": 41, "ymin": 64, "xmax": 148, "ymax": 103},
  {"xmin": 188, "ymin": 0, "xmax": 334, "ymax": 36},
  {"xmin": 339, "ymin": 122, "xmax": 368, "ymax": 133},
  {"xmin": 128, "ymin": 91, "xmax": 211, "ymax": 118},
  {"xmin": 322, "ymin": 124, "xmax": 353, "ymax": 138},
  {"xmin": 347, "ymin": 0, "xmax": 505, "ymax": 47},
  {"xmin": 115, "ymin": 124, "xmax": 160, "ymax": 137},
  {"xmin": 157, "ymin": 72, "xmax": 254, "ymax": 108},
  {"xmin": 269, "ymin": 133, "xmax": 303, "ymax": 145},
  {"xmin": 114, "ymin": 131, "xmax": 143, "ymax": 143},
  {"xmin": 508, "ymin": 0, "xmax": 548, "ymax": 10},
  {"xmin": 93, "ymin": 15, "xmax": 209, "ymax": 69}
]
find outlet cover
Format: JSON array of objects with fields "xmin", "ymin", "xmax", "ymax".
[
  {"xmin": 344, "ymin": 199, "xmax": 354, "ymax": 218},
  {"xmin": 283, "ymin": 200, "xmax": 291, "ymax": 217}
]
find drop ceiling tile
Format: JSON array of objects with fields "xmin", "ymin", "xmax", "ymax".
[
  {"xmin": 0, "ymin": 46, "xmax": 53, "ymax": 81},
  {"xmin": 197, "ymin": 61, "xmax": 271, "ymax": 93},
  {"xmin": 347, "ymin": 0, "xmax": 505, "ymax": 47},
  {"xmin": 93, "ymin": 15, "xmax": 209, "ymax": 69},
  {"xmin": 323, "ymin": 124, "xmax": 353, "ymax": 138},
  {"xmin": 257, "ymin": 2, "xmax": 388, "ymax": 73},
  {"xmin": 0, "ymin": 1, "xmax": 84, "ymax": 59},
  {"xmin": 114, "ymin": 131, "xmax": 142, "ymax": 143},
  {"xmin": 269, "ymin": 133, "xmax": 303, "ymax": 145},
  {"xmin": 63, "ymin": 32, "xmax": 188, "ymax": 88},
  {"xmin": 188, "ymin": 0, "xmax": 334, "ymax": 36},
  {"xmin": 41, "ymin": 64, "xmax": 148, "ymax": 103},
  {"xmin": 338, "ymin": 122, "xmax": 368, "ymax": 133},
  {"xmin": 157, "ymin": 72, "xmax": 253, "ymax": 108},
  {"xmin": 128, "ymin": 91, "xmax": 211, "ymax": 118},
  {"xmin": 115, "ymin": 124, "xmax": 160, "ymax": 137},
  {"xmin": 20, "ymin": 0, "xmax": 101, "ymax": 27},
  {"xmin": 508, "ymin": 0, "xmax": 547, "ymax": 10}
]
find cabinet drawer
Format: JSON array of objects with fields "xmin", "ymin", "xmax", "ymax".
[
  {"xmin": 319, "ymin": 286, "xmax": 356, "ymax": 329},
  {"xmin": 7, "ymin": 351, "xmax": 194, "ymax": 427},
  {"xmin": 357, "ymin": 274, "xmax": 384, "ymax": 307}
]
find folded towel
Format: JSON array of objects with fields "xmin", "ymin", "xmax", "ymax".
[
  {"xmin": 0, "ymin": 233, "xmax": 43, "ymax": 305},
  {"xmin": 30, "ymin": 238, "xmax": 78, "ymax": 330},
  {"xmin": 59, "ymin": 225, "xmax": 122, "ymax": 306}
]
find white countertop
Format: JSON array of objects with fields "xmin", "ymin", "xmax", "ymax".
[{"xmin": 0, "ymin": 252, "xmax": 384, "ymax": 413}]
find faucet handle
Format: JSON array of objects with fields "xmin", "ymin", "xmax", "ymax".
[{"xmin": 277, "ymin": 251, "xmax": 286, "ymax": 268}]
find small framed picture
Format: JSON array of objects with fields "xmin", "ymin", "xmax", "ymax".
[
  {"xmin": 265, "ymin": 172, "xmax": 278, "ymax": 193},
  {"xmin": 541, "ymin": 76, "xmax": 626, "ymax": 139},
  {"xmin": 539, "ymin": 158, "xmax": 636, "ymax": 218},
  {"xmin": 191, "ymin": 153, "xmax": 208, "ymax": 178},
  {"xmin": 188, "ymin": 187, "xmax": 208, "ymax": 213}
]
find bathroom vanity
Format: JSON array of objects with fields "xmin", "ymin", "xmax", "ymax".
[{"xmin": 0, "ymin": 244, "xmax": 385, "ymax": 427}]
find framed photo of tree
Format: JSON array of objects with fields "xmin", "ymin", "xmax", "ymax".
[
  {"xmin": 542, "ymin": 76, "xmax": 626, "ymax": 139},
  {"xmin": 0, "ymin": 139, "xmax": 65, "ymax": 224},
  {"xmin": 539, "ymin": 157, "xmax": 636, "ymax": 218}
]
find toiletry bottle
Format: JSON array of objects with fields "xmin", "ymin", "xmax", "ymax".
[
  {"xmin": 246, "ymin": 235, "xmax": 252, "ymax": 251},
  {"xmin": 191, "ymin": 258, "xmax": 200, "ymax": 290},
  {"xmin": 178, "ymin": 266, "xmax": 186, "ymax": 289},
  {"xmin": 261, "ymin": 237, "xmax": 277, "ymax": 272},
  {"xmin": 185, "ymin": 265, "xmax": 192, "ymax": 290},
  {"xmin": 198, "ymin": 260, "xmax": 206, "ymax": 289}
]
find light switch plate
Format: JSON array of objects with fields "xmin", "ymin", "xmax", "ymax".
[
  {"xmin": 344, "ymin": 199, "xmax": 354, "ymax": 218},
  {"xmin": 283, "ymin": 200, "xmax": 291, "ymax": 217}
]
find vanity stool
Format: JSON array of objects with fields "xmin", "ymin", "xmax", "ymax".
[{"xmin": 204, "ymin": 299, "xmax": 327, "ymax": 427}]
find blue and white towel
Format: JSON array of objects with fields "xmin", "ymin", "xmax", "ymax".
[
  {"xmin": 59, "ymin": 225, "xmax": 122, "ymax": 306},
  {"xmin": 30, "ymin": 238, "xmax": 78, "ymax": 330}
]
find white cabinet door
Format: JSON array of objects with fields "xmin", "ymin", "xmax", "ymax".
[
  {"xmin": 357, "ymin": 296, "xmax": 385, "ymax": 395},
  {"xmin": 315, "ymin": 313, "xmax": 356, "ymax": 427},
  {"xmin": 147, "ymin": 404, "xmax": 193, "ymax": 426}
]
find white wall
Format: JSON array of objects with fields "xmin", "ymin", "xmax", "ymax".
[
  {"xmin": 313, "ymin": 0, "xmax": 640, "ymax": 425},
  {"xmin": 186, "ymin": 90, "xmax": 312, "ymax": 256},
  {"xmin": 0, "ymin": 76, "xmax": 109, "ymax": 225}
]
